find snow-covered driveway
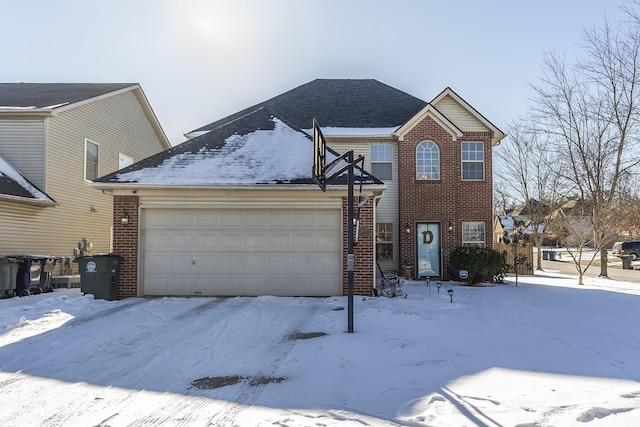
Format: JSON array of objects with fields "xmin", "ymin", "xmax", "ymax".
[{"xmin": 1, "ymin": 272, "xmax": 640, "ymax": 426}]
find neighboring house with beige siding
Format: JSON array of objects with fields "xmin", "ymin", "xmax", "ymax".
[{"xmin": 0, "ymin": 83, "xmax": 170, "ymax": 265}]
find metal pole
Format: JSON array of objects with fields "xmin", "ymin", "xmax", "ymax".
[{"xmin": 347, "ymin": 150, "xmax": 354, "ymax": 333}]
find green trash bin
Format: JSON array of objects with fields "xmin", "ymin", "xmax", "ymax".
[
  {"xmin": 0, "ymin": 257, "xmax": 21, "ymax": 298},
  {"xmin": 74, "ymin": 254, "xmax": 122, "ymax": 300},
  {"xmin": 620, "ymin": 255, "xmax": 633, "ymax": 270}
]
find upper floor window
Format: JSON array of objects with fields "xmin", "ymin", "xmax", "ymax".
[
  {"xmin": 370, "ymin": 143, "xmax": 393, "ymax": 181},
  {"xmin": 84, "ymin": 139, "xmax": 99, "ymax": 181},
  {"xmin": 462, "ymin": 221, "xmax": 486, "ymax": 247},
  {"xmin": 462, "ymin": 141, "xmax": 484, "ymax": 180},
  {"xmin": 416, "ymin": 140, "xmax": 440, "ymax": 180}
]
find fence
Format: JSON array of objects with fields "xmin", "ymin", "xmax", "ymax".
[{"xmin": 494, "ymin": 242, "xmax": 534, "ymax": 276}]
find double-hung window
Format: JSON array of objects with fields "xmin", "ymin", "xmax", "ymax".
[
  {"xmin": 462, "ymin": 222, "xmax": 486, "ymax": 247},
  {"xmin": 371, "ymin": 143, "xmax": 393, "ymax": 181},
  {"xmin": 416, "ymin": 140, "xmax": 440, "ymax": 180},
  {"xmin": 461, "ymin": 141, "xmax": 484, "ymax": 180},
  {"xmin": 84, "ymin": 139, "xmax": 99, "ymax": 181},
  {"xmin": 376, "ymin": 223, "xmax": 394, "ymax": 261}
]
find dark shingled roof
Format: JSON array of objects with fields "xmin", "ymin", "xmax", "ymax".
[
  {"xmin": 0, "ymin": 83, "xmax": 136, "ymax": 108},
  {"xmin": 192, "ymin": 79, "xmax": 427, "ymax": 132},
  {"xmin": 0, "ymin": 174, "xmax": 37, "ymax": 199},
  {"xmin": 0, "ymin": 156, "xmax": 55, "ymax": 203},
  {"xmin": 95, "ymin": 107, "xmax": 382, "ymax": 187}
]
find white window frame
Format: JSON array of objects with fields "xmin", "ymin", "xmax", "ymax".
[
  {"xmin": 416, "ymin": 140, "xmax": 440, "ymax": 180},
  {"xmin": 84, "ymin": 139, "xmax": 99, "ymax": 181},
  {"xmin": 461, "ymin": 141, "xmax": 484, "ymax": 181},
  {"xmin": 376, "ymin": 223, "xmax": 394, "ymax": 261},
  {"xmin": 462, "ymin": 221, "xmax": 486, "ymax": 247},
  {"xmin": 370, "ymin": 143, "xmax": 393, "ymax": 181}
]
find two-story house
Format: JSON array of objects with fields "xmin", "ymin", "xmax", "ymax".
[
  {"xmin": 186, "ymin": 79, "xmax": 505, "ymax": 280},
  {"xmin": 93, "ymin": 79, "xmax": 504, "ymax": 298},
  {"xmin": 0, "ymin": 83, "xmax": 171, "ymax": 267}
]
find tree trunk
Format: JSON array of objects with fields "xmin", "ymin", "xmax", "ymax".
[{"xmin": 599, "ymin": 246, "xmax": 609, "ymax": 277}]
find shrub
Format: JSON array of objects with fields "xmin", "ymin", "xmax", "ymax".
[{"xmin": 449, "ymin": 246, "xmax": 507, "ymax": 285}]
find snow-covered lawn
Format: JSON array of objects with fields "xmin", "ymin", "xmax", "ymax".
[{"xmin": 1, "ymin": 272, "xmax": 639, "ymax": 426}]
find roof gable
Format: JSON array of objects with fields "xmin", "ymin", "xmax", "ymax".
[
  {"xmin": 0, "ymin": 83, "xmax": 136, "ymax": 109},
  {"xmin": 96, "ymin": 107, "xmax": 382, "ymax": 187},
  {"xmin": 0, "ymin": 155, "xmax": 55, "ymax": 205},
  {"xmin": 188, "ymin": 79, "xmax": 427, "ymax": 135},
  {"xmin": 394, "ymin": 103, "xmax": 464, "ymax": 141},
  {"xmin": 430, "ymin": 87, "xmax": 506, "ymax": 145}
]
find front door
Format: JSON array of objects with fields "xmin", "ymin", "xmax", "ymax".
[{"xmin": 416, "ymin": 222, "xmax": 441, "ymax": 278}]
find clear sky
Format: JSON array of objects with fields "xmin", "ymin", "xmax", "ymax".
[{"xmin": 0, "ymin": 0, "xmax": 630, "ymax": 146}]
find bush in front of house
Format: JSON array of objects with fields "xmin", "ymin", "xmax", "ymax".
[{"xmin": 449, "ymin": 246, "xmax": 507, "ymax": 285}]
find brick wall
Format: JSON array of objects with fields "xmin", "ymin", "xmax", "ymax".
[
  {"xmin": 399, "ymin": 116, "xmax": 494, "ymax": 279},
  {"xmin": 112, "ymin": 195, "xmax": 139, "ymax": 299},
  {"xmin": 342, "ymin": 195, "xmax": 375, "ymax": 296}
]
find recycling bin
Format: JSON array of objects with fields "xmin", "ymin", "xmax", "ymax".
[
  {"xmin": 0, "ymin": 257, "xmax": 21, "ymax": 298},
  {"xmin": 548, "ymin": 251, "xmax": 556, "ymax": 261},
  {"xmin": 12, "ymin": 255, "xmax": 58, "ymax": 296},
  {"xmin": 74, "ymin": 254, "xmax": 122, "ymax": 300},
  {"xmin": 620, "ymin": 255, "xmax": 633, "ymax": 270}
]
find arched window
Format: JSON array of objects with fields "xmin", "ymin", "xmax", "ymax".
[{"xmin": 416, "ymin": 141, "xmax": 440, "ymax": 180}]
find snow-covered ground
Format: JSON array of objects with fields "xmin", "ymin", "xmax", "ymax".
[{"xmin": 1, "ymin": 272, "xmax": 639, "ymax": 426}]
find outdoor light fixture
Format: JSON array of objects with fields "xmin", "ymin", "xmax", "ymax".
[
  {"xmin": 448, "ymin": 222, "xmax": 454, "ymax": 232},
  {"xmin": 405, "ymin": 223, "xmax": 411, "ymax": 234},
  {"xmin": 121, "ymin": 210, "xmax": 130, "ymax": 225},
  {"xmin": 448, "ymin": 288, "xmax": 454, "ymax": 303},
  {"xmin": 437, "ymin": 281, "xmax": 441, "ymax": 293}
]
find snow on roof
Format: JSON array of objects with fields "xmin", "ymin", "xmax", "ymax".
[
  {"xmin": 499, "ymin": 215, "xmax": 515, "ymax": 230},
  {"xmin": 302, "ymin": 126, "xmax": 399, "ymax": 137},
  {"xmin": 118, "ymin": 117, "xmax": 323, "ymax": 185},
  {"xmin": 0, "ymin": 155, "xmax": 54, "ymax": 202}
]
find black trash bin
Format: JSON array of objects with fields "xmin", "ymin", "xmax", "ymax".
[
  {"xmin": 620, "ymin": 255, "xmax": 633, "ymax": 270},
  {"xmin": 0, "ymin": 257, "xmax": 21, "ymax": 298},
  {"xmin": 74, "ymin": 254, "xmax": 122, "ymax": 300}
]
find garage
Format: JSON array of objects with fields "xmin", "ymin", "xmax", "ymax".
[
  {"xmin": 93, "ymin": 107, "xmax": 384, "ymax": 298},
  {"xmin": 141, "ymin": 206, "xmax": 342, "ymax": 296}
]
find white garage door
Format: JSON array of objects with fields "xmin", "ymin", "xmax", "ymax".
[{"xmin": 142, "ymin": 208, "xmax": 342, "ymax": 296}]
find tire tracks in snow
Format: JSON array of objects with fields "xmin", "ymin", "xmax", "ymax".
[{"xmin": 206, "ymin": 301, "xmax": 325, "ymax": 426}]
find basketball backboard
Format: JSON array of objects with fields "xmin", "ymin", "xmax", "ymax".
[{"xmin": 312, "ymin": 118, "xmax": 327, "ymax": 191}]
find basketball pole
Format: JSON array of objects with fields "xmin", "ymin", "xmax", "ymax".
[{"xmin": 347, "ymin": 150, "xmax": 354, "ymax": 333}]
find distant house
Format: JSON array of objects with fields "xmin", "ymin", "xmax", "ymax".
[
  {"xmin": 93, "ymin": 79, "xmax": 505, "ymax": 298},
  {"xmin": 0, "ymin": 83, "xmax": 171, "ymax": 265}
]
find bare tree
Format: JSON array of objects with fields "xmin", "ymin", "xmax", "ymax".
[
  {"xmin": 494, "ymin": 119, "xmax": 567, "ymax": 270},
  {"xmin": 530, "ymin": 9, "xmax": 640, "ymax": 279}
]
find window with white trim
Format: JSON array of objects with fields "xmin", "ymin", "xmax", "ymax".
[
  {"xmin": 416, "ymin": 140, "xmax": 440, "ymax": 180},
  {"xmin": 461, "ymin": 141, "xmax": 484, "ymax": 180},
  {"xmin": 462, "ymin": 222, "xmax": 486, "ymax": 247},
  {"xmin": 370, "ymin": 143, "xmax": 392, "ymax": 181},
  {"xmin": 84, "ymin": 139, "xmax": 99, "ymax": 181},
  {"xmin": 376, "ymin": 223, "xmax": 394, "ymax": 261}
]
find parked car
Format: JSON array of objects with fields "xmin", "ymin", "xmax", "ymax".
[
  {"xmin": 620, "ymin": 240, "xmax": 640, "ymax": 261},
  {"xmin": 612, "ymin": 241, "xmax": 622, "ymax": 256}
]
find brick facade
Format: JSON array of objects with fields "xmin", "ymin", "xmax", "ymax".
[
  {"xmin": 113, "ymin": 195, "xmax": 139, "ymax": 299},
  {"xmin": 111, "ymin": 194, "xmax": 376, "ymax": 298},
  {"xmin": 342, "ymin": 195, "xmax": 375, "ymax": 296},
  {"xmin": 399, "ymin": 116, "xmax": 494, "ymax": 279}
]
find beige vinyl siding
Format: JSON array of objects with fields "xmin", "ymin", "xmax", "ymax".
[
  {"xmin": 0, "ymin": 119, "xmax": 46, "ymax": 188},
  {"xmin": 433, "ymin": 96, "xmax": 488, "ymax": 132},
  {"xmin": 328, "ymin": 137, "xmax": 399, "ymax": 271},
  {"xmin": 0, "ymin": 90, "xmax": 167, "ymax": 259}
]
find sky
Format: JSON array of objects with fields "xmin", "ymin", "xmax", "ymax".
[
  {"xmin": 1, "ymin": 268, "xmax": 639, "ymax": 425},
  {"xmin": 0, "ymin": 0, "xmax": 631, "ymax": 146}
]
